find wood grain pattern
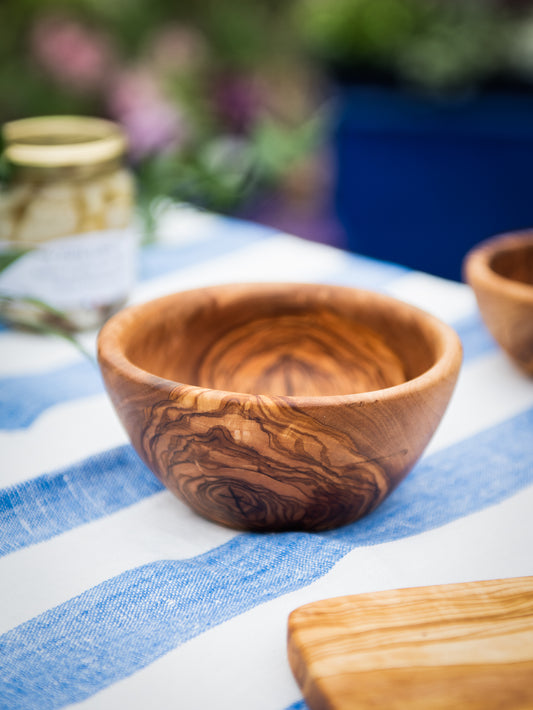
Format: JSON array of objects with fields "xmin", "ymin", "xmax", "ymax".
[
  {"xmin": 288, "ymin": 577, "xmax": 533, "ymax": 709},
  {"xmin": 193, "ymin": 311, "xmax": 406, "ymax": 396},
  {"xmin": 97, "ymin": 283, "xmax": 462, "ymax": 531},
  {"xmin": 464, "ymin": 232, "xmax": 533, "ymax": 375}
]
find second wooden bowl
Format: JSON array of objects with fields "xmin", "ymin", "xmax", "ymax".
[
  {"xmin": 464, "ymin": 231, "xmax": 533, "ymax": 375},
  {"xmin": 97, "ymin": 283, "xmax": 462, "ymax": 532}
]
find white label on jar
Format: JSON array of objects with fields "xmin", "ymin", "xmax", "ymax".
[{"xmin": 0, "ymin": 229, "xmax": 137, "ymax": 311}]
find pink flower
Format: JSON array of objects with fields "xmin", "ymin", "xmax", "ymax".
[
  {"xmin": 30, "ymin": 15, "xmax": 113, "ymax": 92},
  {"xmin": 107, "ymin": 69, "xmax": 187, "ymax": 160}
]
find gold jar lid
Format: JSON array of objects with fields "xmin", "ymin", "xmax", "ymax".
[{"xmin": 2, "ymin": 115, "xmax": 127, "ymax": 168}]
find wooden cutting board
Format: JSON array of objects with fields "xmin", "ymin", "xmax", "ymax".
[{"xmin": 288, "ymin": 577, "xmax": 533, "ymax": 709}]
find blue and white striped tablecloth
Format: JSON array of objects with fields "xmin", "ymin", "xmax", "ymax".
[{"xmin": 1, "ymin": 208, "xmax": 532, "ymax": 710}]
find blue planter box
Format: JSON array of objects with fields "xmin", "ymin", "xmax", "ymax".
[{"xmin": 333, "ymin": 86, "xmax": 533, "ymax": 280}]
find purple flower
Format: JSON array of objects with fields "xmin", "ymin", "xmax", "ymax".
[{"xmin": 213, "ymin": 75, "xmax": 262, "ymax": 134}]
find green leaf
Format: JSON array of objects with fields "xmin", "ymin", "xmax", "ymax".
[
  {"xmin": 0, "ymin": 247, "xmax": 30, "ymax": 273},
  {"xmin": 0, "ymin": 295, "xmax": 95, "ymax": 363}
]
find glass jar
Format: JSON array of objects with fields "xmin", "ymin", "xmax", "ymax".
[{"xmin": 0, "ymin": 115, "xmax": 136, "ymax": 331}]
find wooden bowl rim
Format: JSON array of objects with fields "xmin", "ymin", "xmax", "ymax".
[
  {"xmin": 463, "ymin": 231, "xmax": 533, "ymax": 303},
  {"xmin": 97, "ymin": 282, "xmax": 462, "ymax": 407}
]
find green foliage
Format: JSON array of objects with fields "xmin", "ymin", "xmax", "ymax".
[
  {"xmin": 136, "ymin": 111, "xmax": 323, "ymax": 234},
  {"xmin": 0, "ymin": 0, "xmax": 320, "ymax": 220},
  {"xmin": 296, "ymin": 0, "xmax": 533, "ymax": 93}
]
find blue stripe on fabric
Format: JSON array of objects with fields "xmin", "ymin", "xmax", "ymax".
[
  {"xmin": 1, "ymin": 407, "xmax": 532, "ymax": 710},
  {"xmin": 0, "ymin": 308, "xmax": 499, "ymax": 433},
  {"xmin": 215, "ymin": 214, "xmax": 285, "ymax": 239},
  {"xmin": 0, "ymin": 360, "xmax": 102, "ymax": 430},
  {"xmin": 453, "ymin": 311, "xmax": 498, "ymax": 362},
  {"xmin": 139, "ymin": 218, "xmax": 271, "ymax": 282},
  {"xmin": 0, "ymin": 446, "xmax": 163, "ymax": 557},
  {"xmin": 0, "ymin": 311, "xmax": 513, "ymax": 556},
  {"xmin": 0, "ymin": 244, "xmax": 404, "ymax": 432},
  {"xmin": 326, "ymin": 254, "xmax": 497, "ymax": 362},
  {"xmin": 284, "ymin": 702, "xmax": 308, "ymax": 710},
  {"xmin": 328, "ymin": 251, "xmax": 409, "ymax": 290},
  {"xmin": 0, "ymin": 228, "xmax": 490, "ymax": 434}
]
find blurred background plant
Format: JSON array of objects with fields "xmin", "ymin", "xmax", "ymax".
[
  {"xmin": 296, "ymin": 0, "xmax": 533, "ymax": 280},
  {"xmin": 297, "ymin": 0, "xmax": 533, "ymax": 95},
  {"xmin": 3, "ymin": 0, "xmax": 533, "ymax": 245},
  {"xmin": 0, "ymin": 0, "xmax": 326, "ymax": 238}
]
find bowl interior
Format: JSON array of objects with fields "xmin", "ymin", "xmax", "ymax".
[
  {"xmin": 123, "ymin": 286, "xmax": 443, "ymax": 398},
  {"xmin": 489, "ymin": 241, "xmax": 533, "ymax": 286}
]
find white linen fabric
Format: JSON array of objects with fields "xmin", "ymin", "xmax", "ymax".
[{"xmin": 1, "ymin": 209, "xmax": 532, "ymax": 710}]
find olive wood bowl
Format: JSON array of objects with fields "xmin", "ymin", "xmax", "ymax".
[
  {"xmin": 97, "ymin": 283, "xmax": 462, "ymax": 532},
  {"xmin": 464, "ymin": 231, "xmax": 533, "ymax": 375}
]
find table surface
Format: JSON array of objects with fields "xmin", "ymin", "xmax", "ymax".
[{"xmin": 1, "ymin": 208, "xmax": 532, "ymax": 710}]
